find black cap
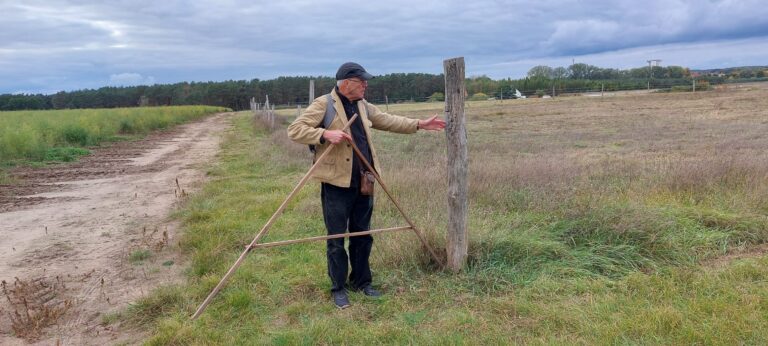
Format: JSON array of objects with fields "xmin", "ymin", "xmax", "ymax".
[{"xmin": 336, "ymin": 62, "xmax": 374, "ymax": 81}]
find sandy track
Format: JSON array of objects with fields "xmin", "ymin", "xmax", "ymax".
[{"xmin": 0, "ymin": 112, "xmax": 233, "ymax": 345}]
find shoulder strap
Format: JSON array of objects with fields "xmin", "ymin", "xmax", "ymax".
[
  {"xmin": 308, "ymin": 93, "xmax": 337, "ymax": 155},
  {"xmin": 321, "ymin": 93, "xmax": 336, "ymax": 128},
  {"xmin": 361, "ymin": 99, "xmax": 375, "ymax": 116}
]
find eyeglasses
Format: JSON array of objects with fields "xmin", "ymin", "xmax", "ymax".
[{"xmin": 347, "ymin": 78, "xmax": 367, "ymax": 86}]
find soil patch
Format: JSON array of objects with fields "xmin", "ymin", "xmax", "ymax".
[{"xmin": 0, "ymin": 112, "xmax": 233, "ymax": 345}]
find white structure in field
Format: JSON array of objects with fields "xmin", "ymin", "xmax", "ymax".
[{"xmin": 514, "ymin": 89, "xmax": 526, "ymax": 99}]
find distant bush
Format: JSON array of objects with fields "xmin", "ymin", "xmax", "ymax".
[
  {"xmin": 428, "ymin": 92, "xmax": 444, "ymax": 102},
  {"xmin": 670, "ymin": 86, "xmax": 692, "ymax": 92},
  {"xmin": 664, "ymin": 80, "xmax": 710, "ymax": 93},
  {"xmin": 695, "ymin": 80, "xmax": 710, "ymax": 91},
  {"xmin": 470, "ymin": 92, "xmax": 488, "ymax": 101},
  {"xmin": 535, "ymin": 89, "xmax": 546, "ymax": 97}
]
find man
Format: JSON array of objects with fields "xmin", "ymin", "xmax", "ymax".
[{"xmin": 287, "ymin": 62, "xmax": 445, "ymax": 309}]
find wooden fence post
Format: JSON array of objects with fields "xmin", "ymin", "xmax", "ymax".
[
  {"xmin": 270, "ymin": 104, "xmax": 276, "ymax": 129},
  {"xmin": 443, "ymin": 57, "xmax": 468, "ymax": 272},
  {"xmin": 309, "ymin": 79, "xmax": 315, "ymax": 102}
]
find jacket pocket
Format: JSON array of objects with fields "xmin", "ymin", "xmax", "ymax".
[
  {"xmin": 314, "ymin": 149, "xmax": 336, "ymax": 165},
  {"xmin": 311, "ymin": 147, "xmax": 336, "ymax": 180}
]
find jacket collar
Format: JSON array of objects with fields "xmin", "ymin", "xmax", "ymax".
[
  {"xmin": 332, "ymin": 87, "xmax": 370, "ymax": 120},
  {"xmin": 335, "ymin": 86, "xmax": 355, "ymax": 106}
]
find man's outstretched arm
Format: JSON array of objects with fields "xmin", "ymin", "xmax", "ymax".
[{"xmin": 417, "ymin": 115, "xmax": 446, "ymax": 131}]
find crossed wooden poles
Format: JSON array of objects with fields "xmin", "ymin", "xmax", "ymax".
[{"xmin": 191, "ymin": 114, "xmax": 444, "ymax": 320}]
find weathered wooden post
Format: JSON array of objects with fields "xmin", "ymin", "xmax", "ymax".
[
  {"xmin": 270, "ymin": 104, "xmax": 276, "ymax": 129},
  {"xmin": 443, "ymin": 57, "xmax": 468, "ymax": 272},
  {"xmin": 264, "ymin": 95, "xmax": 270, "ymax": 119},
  {"xmin": 309, "ymin": 79, "xmax": 315, "ymax": 102}
]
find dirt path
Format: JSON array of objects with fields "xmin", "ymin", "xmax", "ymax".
[{"xmin": 0, "ymin": 112, "xmax": 233, "ymax": 345}]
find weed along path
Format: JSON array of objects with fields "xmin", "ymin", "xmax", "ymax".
[{"xmin": 0, "ymin": 112, "xmax": 233, "ymax": 345}]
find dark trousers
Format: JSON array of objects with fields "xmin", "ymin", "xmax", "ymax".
[{"xmin": 321, "ymin": 183, "xmax": 373, "ymax": 292}]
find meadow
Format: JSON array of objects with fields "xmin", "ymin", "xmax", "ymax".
[
  {"xmin": 126, "ymin": 83, "xmax": 768, "ymax": 344},
  {"xmin": 0, "ymin": 106, "xmax": 229, "ymax": 168}
]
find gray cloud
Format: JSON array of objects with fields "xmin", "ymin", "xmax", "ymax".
[
  {"xmin": 539, "ymin": 0, "xmax": 768, "ymax": 56},
  {"xmin": 109, "ymin": 73, "xmax": 155, "ymax": 86},
  {"xmin": 1, "ymin": 0, "xmax": 766, "ymax": 94}
]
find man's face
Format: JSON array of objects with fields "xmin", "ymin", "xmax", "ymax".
[{"xmin": 340, "ymin": 77, "xmax": 367, "ymax": 100}]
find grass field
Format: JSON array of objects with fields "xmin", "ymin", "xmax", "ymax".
[
  {"xmin": 127, "ymin": 83, "xmax": 768, "ymax": 344},
  {"xmin": 0, "ymin": 106, "xmax": 229, "ymax": 167}
]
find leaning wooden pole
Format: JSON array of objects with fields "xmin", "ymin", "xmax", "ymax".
[
  {"xmin": 191, "ymin": 114, "xmax": 358, "ymax": 320},
  {"xmin": 344, "ymin": 130, "xmax": 445, "ymax": 268},
  {"xmin": 251, "ymin": 226, "xmax": 412, "ymax": 249},
  {"xmin": 443, "ymin": 57, "xmax": 468, "ymax": 272}
]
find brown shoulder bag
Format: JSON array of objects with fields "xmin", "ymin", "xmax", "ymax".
[{"xmin": 360, "ymin": 170, "xmax": 375, "ymax": 196}]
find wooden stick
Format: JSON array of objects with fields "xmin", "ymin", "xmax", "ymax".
[
  {"xmin": 250, "ymin": 226, "xmax": 412, "ymax": 249},
  {"xmin": 344, "ymin": 128, "xmax": 446, "ymax": 268},
  {"xmin": 191, "ymin": 114, "xmax": 358, "ymax": 320}
]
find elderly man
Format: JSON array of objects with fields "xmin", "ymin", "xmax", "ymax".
[{"xmin": 287, "ymin": 62, "xmax": 445, "ymax": 309}]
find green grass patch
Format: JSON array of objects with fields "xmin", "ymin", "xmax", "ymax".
[
  {"xmin": 0, "ymin": 105, "xmax": 228, "ymax": 165},
  {"xmin": 44, "ymin": 147, "xmax": 91, "ymax": 162},
  {"xmin": 101, "ymin": 311, "xmax": 124, "ymax": 326},
  {"xmin": 129, "ymin": 249, "xmax": 152, "ymax": 264}
]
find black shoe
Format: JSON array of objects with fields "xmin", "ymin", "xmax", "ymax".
[
  {"xmin": 359, "ymin": 285, "xmax": 382, "ymax": 297},
  {"xmin": 332, "ymin": 290, "xmax": 350, "ymax": 309}
]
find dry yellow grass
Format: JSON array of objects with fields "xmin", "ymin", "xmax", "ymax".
[{"xmin": 365, "ymin": 83, "xmax": 768, "ymax": 265}]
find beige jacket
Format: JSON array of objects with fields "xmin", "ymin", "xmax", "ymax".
[{"xmin": 287, "ymin": 89, "xmax": 419, "ymax": 187}]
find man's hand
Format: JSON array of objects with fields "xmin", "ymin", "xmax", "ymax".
[
  {"xmin": 322, "ymin": 130, "xmax": 352, "ymax": 144},
  {"xmin": 418, "ymin": 114, "xmax": 446, "ymax": 131}
]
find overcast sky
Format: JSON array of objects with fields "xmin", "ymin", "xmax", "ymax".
[{"xmin": 2, "ymin": 0, "xmax": 767, "ymax": 94}]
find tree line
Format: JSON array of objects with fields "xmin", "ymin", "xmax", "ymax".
[
  {"xmin": 1, "ymin": 64, "xmax": 763, "ymax": 111},
  {"xmin": 526, "ymin": 63, "xmax": 694, "ymax": 80},
  {"xmin": 0, "ymin": 74, "xmax": 444, "ymax": 111}
]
